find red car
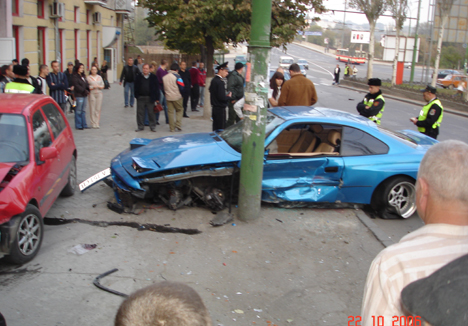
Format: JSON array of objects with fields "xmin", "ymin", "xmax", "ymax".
[{"xmin": 0, "ymin": 94, "xmax": 77, "ymax": 264}]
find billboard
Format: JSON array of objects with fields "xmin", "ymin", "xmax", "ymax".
[
  {"xmin": 382, "ymin": 35, "xmax": 420, "ymax": 63},
  {"xmin": 350, "ymin": 31, "xmax": 370, "ymax": 44},
  {"xmin": 433, "ymin": 0, "xmax": 468, "ymax": 44}
]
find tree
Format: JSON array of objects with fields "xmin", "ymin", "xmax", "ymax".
[
  {"xmin": 134, "ymin": 7, "xmax": 155, "ymax": 45},
  {"xmin": 348, "ymin": 0, "xmax": 387, "ymax": 79},
  {"xmin": 387, "ymin": 0, "xmax": 408, "ymax": 86},
  {"xmin": 431, "ymin": 0, "xmax": 456, "ymax": 87},
  {"xmin": 140, "ymin": 0, "xmax": 326, "ymax": 77}
]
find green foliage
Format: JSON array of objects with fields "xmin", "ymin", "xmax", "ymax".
[{"xmin": 440, "ymin": 45, "xmax": 464, "ymax": 69}]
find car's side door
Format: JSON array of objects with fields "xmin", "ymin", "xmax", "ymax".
[
  {"xmin": 262, "ymin": 123, "xmax": 344, "ymax": 204},
  {"xmin": 30, "ymin": 108, "xmax": 61, "ymax": 215}
]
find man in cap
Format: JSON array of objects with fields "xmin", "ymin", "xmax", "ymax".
[
  {"xmin": 226, "ymin": 62, "xmax": 245, "ymax": 127},
  {"xmin": 209, "ymin": 62, "xmax": 232, "ymax": 131},
  {"xmin": 410, "ymin": 85, "xmax": 443, "ymax": 139},
  {"xmin": 356, "ymin": 78, "xmax": 385, "ymax": 125},
  {"xmin": 4, "ymin": 65, "xmax": 39, "ymax": 93},
  {"xmin": 361, "ymin": 140, "xmax": 468, "ymax": 326}
]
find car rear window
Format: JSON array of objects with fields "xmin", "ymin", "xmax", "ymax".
[
  {"xmin": 378, "ymin": 127, "xmax": 418, "ymax": 148},
  {"xmin": 0, "ymin": 114, "xmax": 29, "ymax": 163}
]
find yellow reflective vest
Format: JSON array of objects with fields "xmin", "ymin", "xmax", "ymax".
[
  {"xmin": 418, "ymin": 98, "xmax": 443, "ymax": 133},
  {"xmin": 363, "ymin": 94, "xmax": 385, "ymax": 125},
  {"xmin": 4, "ymin": 82, "xmax": 35, "ymax": 94}
]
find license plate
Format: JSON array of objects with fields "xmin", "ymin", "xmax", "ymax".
[{"xmin": 79, "ymin": 168, "xmax": 111, "ymax": 192}]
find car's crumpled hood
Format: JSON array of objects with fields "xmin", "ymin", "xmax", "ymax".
[
  {"xmin": 118, "ymin": 133, "xmax": 240, "ymax": 177},
  {"xmin": 0, "ymin": 163, "xmax": 16, "ymax": 186}
]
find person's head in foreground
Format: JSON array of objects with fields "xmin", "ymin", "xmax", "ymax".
[
  {"xmin": 115, "ymin": 281, "xmax": 212, "ymax": 326},
  {"xmin": 401, "ymin": 253, "xmax": 468, "ymax": 326},
  {"xmin": 416, "ymin": 140, "xmax": 468, "ymax": 225}
]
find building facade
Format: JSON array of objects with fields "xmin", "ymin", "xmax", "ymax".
[{"xmin": 0, "ymin": 0, "xmax": 132, "ymax": 82}]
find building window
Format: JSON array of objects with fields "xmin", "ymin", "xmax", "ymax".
[
  {"xmin": 86, "ymin": 9, "xmax": 90, "ymax": 25},
  {"xmin": 87, "ymin": 30, "xmax": 90, "ymax": 69},
  {"xmin": 12, "ymin": 0, "xmax": 19, "ymax": 16},
  {"xmin": 37, "ymin": 0, "xmax": 44, "ymax": 18},
  {"xmin": 13, "ymin": 26, "xmax": 20, "ymax": 60},
  {"xmin": 74, "ymin": 6, "xmax": 79, "ymax": 23},
  {"xmin": 74, "ymin": 29, "xmax": 79, "ymax": 61},
  {"xmin": 59, "ymin": 29, "xmax": 64, "ymax": 71},
  {"xmin": 37, "ymin": 27, "xmax": 46, "ymax": 65}
]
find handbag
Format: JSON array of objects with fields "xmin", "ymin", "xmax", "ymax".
[{"xmin": 154, "ymin": 103, "xmax": 164, "ymax": 113}]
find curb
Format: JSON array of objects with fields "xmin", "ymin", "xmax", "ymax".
[
  {"xmin": 339, "ymin": 85, "xmax": 468, "ymax": 118},
  {"xmin": 355, "ymin": 210, "xmax": 395, "ymax": 248}
]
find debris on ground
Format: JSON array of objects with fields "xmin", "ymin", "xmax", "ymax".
[
  {"xmin": 44, "ymin": 217, "xmax": 201, "ymax": 235},
  {"xmin": 93, "ymin": 268, "xmax": 128, "ymax": 297},
  {"xmin": 68, "ymin": 244, "xmax": 97, "ymax": 255},
  {"xmin": 210, "ymin": 211, "xmax": 234, "ymax": 226}
]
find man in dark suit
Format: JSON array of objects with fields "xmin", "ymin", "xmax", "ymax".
[
  {"xmin": 134, "ymin": 64, "xmax": 160, "ymax": 132},
  {"xmin": 209, "ymin": 62, "xmax": 232, "ymax": 131}
]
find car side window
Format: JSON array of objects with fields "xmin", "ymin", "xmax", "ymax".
[
  {"xmin": 32, "ymin": 109, "xmax": 52, "ymax": 159},
  {"xmin": 341, "ymin": 127, "xmax": 389, "ymax": 156},
  {"xmin": 41, "ymin": 103, "xmax": 66, "ymax": 139}
]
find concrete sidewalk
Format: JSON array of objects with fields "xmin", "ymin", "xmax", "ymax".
[{"xmin": 0, "ymin": 85, "xmax": 385, "ymax": 326}]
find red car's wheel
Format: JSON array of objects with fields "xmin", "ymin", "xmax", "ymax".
[
  {"xmin": 60, "ymin": 155, "xmax": 77, "ymax": 197},
  {"xmin": 6, "ymin": 205, "xmax": 44, "ymax": 264}
]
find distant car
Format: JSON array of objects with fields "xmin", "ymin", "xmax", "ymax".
[
  {"xmin": 234, "ymin": 55, "xmax": 247, "ymax": 66},
  {"xmin": 279, "ymin": 56, "xmax": 294, "ymax": 69},
  {"xmin": 0, "ymin": 94, "xmax": 77, "ymax": 264},
  {"xmin": 436, "ymin": 74, "xmax": 467, "ymax": 89},
  {"xmin": 269, "ymin": 69, "xmax": 290, "ymax": 81},
  {"xmin": 405, "ymin": 62, "xmax": 412, "ymax": 68},
  {"xmin": 298, "ymin": 64, "xmax": 307, "ymax": 76},
  {"xmin": 437, "ymin": 69, "xmax": 462, "ymax": 79},
  {"xmin": 297, "ymin": 59, "xmax": 309, "ymax": 69},
  {"xmin": 108, "ymin": 106, "xmax": 438, "ymax": 219}
]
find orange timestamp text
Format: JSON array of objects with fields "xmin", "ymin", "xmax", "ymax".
[{"xmin": 348, "ymin": 316, "xmax": 422, "ymax": 326}]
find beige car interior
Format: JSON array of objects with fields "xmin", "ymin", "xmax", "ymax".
[{"xmin": 267, "ymin": 124, "xmax": 341, "ymax": 156}]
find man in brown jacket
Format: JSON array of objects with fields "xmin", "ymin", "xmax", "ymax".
[{"xmin": 278, "ymin": 63, "xmax": 318, "ymax": 106}]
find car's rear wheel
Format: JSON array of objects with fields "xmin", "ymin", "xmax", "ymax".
[
  {"xmin": 60, "ymin": 155, "xmax": 76, "ymax": 197},
  {"xmin": 449, "ymin": 84, "xmax": 454, "ymax": 90},
  {"xmin": 6, "ymin": 205, "xmax": 44, "ymax": 264},
  {"xmin": 374, "ymin": 177, "xmax": 417, "ymax": 219}
]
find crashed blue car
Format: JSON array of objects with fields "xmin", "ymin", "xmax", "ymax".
[{"xmin": 109, "ymin": 107, "xmax": 437, "ymax": 219}]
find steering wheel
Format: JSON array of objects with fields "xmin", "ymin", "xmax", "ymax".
[{"xmin": 0, "ymin": 141, "xmax": 25, "ymax": 159}]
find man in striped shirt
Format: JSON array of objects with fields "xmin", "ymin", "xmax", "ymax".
[
  {"xmin": 361, "ymin": 140, "xmax": 468, "ymax": 326},
  {"xmin": 46, "ymin": 60, "xmax": 69, "ymax": 112}
]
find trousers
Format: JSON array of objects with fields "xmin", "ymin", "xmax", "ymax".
[
  {"xmin": 136, "ymin": 96, "xmax": 156, "ymax": 130},
  {"xmin": 88, "ymin": 90, "xmax": 103, "ymax": 128},
  {"xmin": 167, "ymin": 98, "xmax": 183, "ymax": 132},
  {"xmin": 191, "ymin": 84, "xmax": 200, "ymax": 111},
  {"xmin": 212, "ymin": 106, "xmax": 226, "ymax": 131}
]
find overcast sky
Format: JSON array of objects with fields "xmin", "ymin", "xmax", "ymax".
[{"xmin": 316, "ymin": 0, "xmax": 432, "ymax": 28}]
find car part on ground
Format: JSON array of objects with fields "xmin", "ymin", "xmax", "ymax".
[{"xmin": 93, "ymin": 268, "xmax": 128, "ymax": 298}]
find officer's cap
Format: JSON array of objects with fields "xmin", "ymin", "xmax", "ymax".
[
  {"xmin": 13, "ymin": 65, "xmax": 28, "ymax": 76},
  {"xmin": 367, "ymin": 78, "xmax": 381, "ymax": 86},
  {"xmin": 216, "ymin": 62, "xmax": 229, "ymax": 70},
  {"xmin": 421, "ymin": 85, "xmax": 437, "ymax": 94}
]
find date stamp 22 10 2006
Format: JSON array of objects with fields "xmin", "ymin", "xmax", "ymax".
[{"xmin": 348, "ymin": 316, "xmax": 423, "ymax": 326}]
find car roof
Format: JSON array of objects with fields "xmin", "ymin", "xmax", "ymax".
[
  {"xmin": 270, "ymin": 106, "xmax": 374, "ymax": 125},
  {"xmin": 0, "ymin": 94, "xmax": 51, "ymax": 114}
]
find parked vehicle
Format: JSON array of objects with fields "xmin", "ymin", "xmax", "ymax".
[
  {"xmin": 436, "ymin": 74, "xmax": 467, "ymax": 89},
  {"xmin": 437, "ymin": 69, "xmax": 462, "ymax": 80},
  {"xmin": 0, "ymin": 94, "xmax": 77, "ymax": 264},
  {"xmin": 298, "ymin": 64, "xmax": 307, "ymax": 76},
  {"xmin": 108, "ymin": 106, "xmax": 437, "ymax": 219},
  {"xmin": 297, "ymin": 59, "xmax": 309, "ymax": 70},
  {"xmin": 269, "ymin": 70, "xmax": 290, "ymax": 80},
  {"xmin": 234, "ymin": 55, "xmax": 247, "ymax": 66},
  {"xmin": 279, "ymin": 56, "xmax": 294, "ymax": 69}
]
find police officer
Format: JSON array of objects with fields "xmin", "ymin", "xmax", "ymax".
[
  {"xmin": 4, "ymin": 65, "xmax": 38, "ymax": 94},
  {"xmin": 356, "ymin": 78, "xmax": 385, "ymax": 125},
  {"xmin": 410, "ymin": 85, "xmax": 443, "ymax": 139},
  {"xmin": 209, "ymin": 62, "xmax": 232, "ymax": 131}
]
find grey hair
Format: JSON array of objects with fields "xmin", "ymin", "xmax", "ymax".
[{"xmin": 418, "ymin": 140, "xmax": 468, "ymax": 202}]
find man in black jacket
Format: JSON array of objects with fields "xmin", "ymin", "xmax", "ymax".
[
  {"xmin": 226, "ymin": 62, "xmax": 245, "ymax": 127},
  {"xmin": 134, "ymin": 64, "xmax": 160, "ymax": 132},
  {"xmin": 356, "ymin": 78, "xmax": 385, "ymax": 125},
  {"xmin": 178, "ymin": 61, "xmax": 191, "ymax": 118},
  {"xmin": 119, "ymin": 57, "xmax": 140, "ymax": 108},
  {"xmin": 209, "ymin": 62, "xmax": 232, "ymax": 131}
]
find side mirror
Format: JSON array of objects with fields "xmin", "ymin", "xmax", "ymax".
[{"xmin": 39, "ymin": 147, "xmax": 58, "ymax": 161}]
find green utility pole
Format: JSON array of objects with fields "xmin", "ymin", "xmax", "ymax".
[
  {"xmin": 238, "ymin": 0, "xmax": 272, "ymax": 221},
  {"xmin": 410, "ymin": 0, "xmax": 422, "ymax": 84}
]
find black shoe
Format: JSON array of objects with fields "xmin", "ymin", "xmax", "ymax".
[
  {"xmin": 156, "ymin": 122, "xmax": 160, "ymax": 125},
  {"xmin": 83, "ymin": 127, "xmax": 91, "ymax": 129},
  {"xmin": 183, "ymin": 115, "xmax": 190, "ymax": 118},
  {"xmin": 135, "ymin": 129, "xmax": 144, "ymax": 132},
  {"xmin": 175, "ymin": 127, "xmax": 182, "ymax": 132},
  {"xmin": 125, "ymin": 105, "xmax": 128, "ymax": 108},
  {"xmin": 130, "ymin": 105, "xmax": 134, "ymax": 108},
  {"xmin": 77, "ymin": 128, "xmax": 84, "ymax": 130}
]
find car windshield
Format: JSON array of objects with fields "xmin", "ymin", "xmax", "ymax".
[
  {"xmin": 219, "ymin": 112, "xmax": 285, "ymax": 153},
  {"xmin": 236, "ymin": 56, "xmax": 246, "ymax": 61},
  {"xmin": 443, "ymin": 74, "xmax": 453, "ymax": 80},
  {"xmin": 378, "ymin": 126, "xmax": 418, "ymax": 148},
  {"xmin": 281, "ymin": 59, "xmax": 294, "ymax": 64},
  {"xmin": 0, "ymin": 114, "xmax": 29, "ymax": 163}
]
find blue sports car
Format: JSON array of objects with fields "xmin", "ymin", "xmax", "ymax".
[{"xmin": 109, "ymin": 107, "xmax": 438, "ymax": 219}]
